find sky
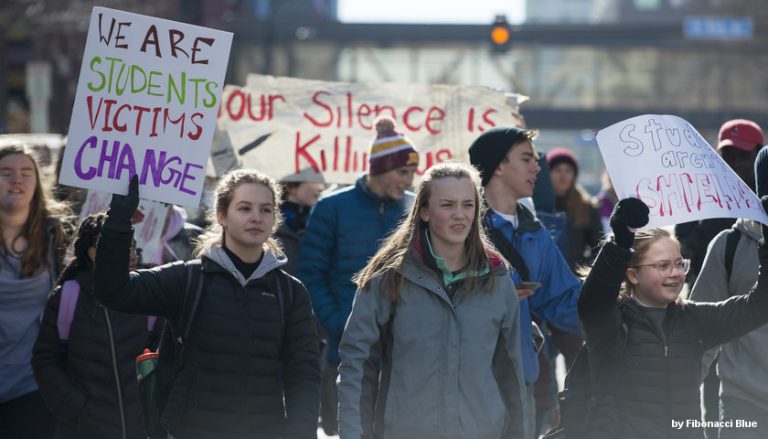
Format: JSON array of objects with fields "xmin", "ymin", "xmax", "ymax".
[{"xmin": 337, "ymin": 0, "xmax": 526, "ymax": 25}]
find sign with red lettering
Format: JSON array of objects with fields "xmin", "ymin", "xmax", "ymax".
[
  {"xmin": 59, "ymin": 7, "xmax": 232, "ymax": 207},
  {"xmin": 597, "ymin": 114, "xmax": 768, "ymax": 227},
  {"xmin": 216, "ymin": 74, "xmax": 525, "ymax": 183},
  {"xmin": 78, "ymin": 190, "xmax": 167, "ymax": 263}
]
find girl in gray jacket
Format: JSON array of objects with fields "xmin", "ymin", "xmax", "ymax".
[{"xmin": 338, "ymin": 162, "xmax": 527, "ymax": 439}]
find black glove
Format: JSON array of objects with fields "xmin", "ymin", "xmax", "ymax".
[
  {"xmin": 609, "ymin": 197, "xmax": 650, "ymax": 250},
  {"xmin": 104, "ymin": 175, "xmax": 139, "ymax": 233}
]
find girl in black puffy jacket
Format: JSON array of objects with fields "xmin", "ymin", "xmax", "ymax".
[
  {"xmin": 32, "ymin": 212, "xmax": 156, "ymax": 439},
  {"xmin": 92, "ymin": 170, "xmax": 320, "ymax": 439},
  {"xmin": 579, "ymin": 197, "xmax": 768, "ymax": 439}
]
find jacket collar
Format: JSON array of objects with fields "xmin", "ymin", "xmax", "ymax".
[
  {"xmin": 202, "ymin": 246, "xmax": 287, "ymax": 287},
  {"xmin": 484, "ymin": 202, "xmax": 541, "ymax": 233},
  {"xmin": 355, "ymin": 174, "xmax": 402, "ymax": 207}
]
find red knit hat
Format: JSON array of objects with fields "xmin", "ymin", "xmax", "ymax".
[
  {"xmin": 546, "ymin": 147, "xmax": 579, "ymax": 176},
  {"xmin": 369, "ymin": 117, "xmax": 419, "ymax": 176}
]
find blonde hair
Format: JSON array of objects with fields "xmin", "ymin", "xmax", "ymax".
[
  {"xmin": 619, "ymin": 228, "xmax": 680, "ymax": 301},
  {"xmin": 353, "ymin": 162, "xmax": 504, "ymax": 301},
  {"xmin": 194, "ymin": 169, "xmax": 284, "ymax": 258}
]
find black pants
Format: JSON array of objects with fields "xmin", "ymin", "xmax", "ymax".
[{"xmin": 0, "ymin": 390, "xmax": 56, "ymax": 439}]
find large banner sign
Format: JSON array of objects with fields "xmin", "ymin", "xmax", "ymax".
[
  {"xmin": 216, "ymin": 74, "xmax": 524, "ymax": 183},
  {"xmin": 597, "ymin": 114, "xmax": 768, "ymax": 228},
  {"xmin": 59, "ymin": 7, "xmax": 232, "ymax": 207}
]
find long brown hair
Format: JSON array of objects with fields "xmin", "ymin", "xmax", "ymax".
[
  {"xmin": 354, "ymin": 162, "xmax": 504, "ymax": 301},
  {"xmin": 194, "ymin": 169, "xmax": 284, "ymax": 257},
  {"xmin": 0, "ymin": 145, "xmax": 71, "ymax": 278},
  {"xmin": 560, "ymin": 184, "xmax": 596, "ymax": 229}
]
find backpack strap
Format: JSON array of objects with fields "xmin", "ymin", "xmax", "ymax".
[
  {"xmin": 724, "ymin": 228, "xmax": 741, "ymax": 286},
  {"xmin": 57, "ymin": 280, "xmax": 80, "ymax": 340},
  {"xmin": 171, "ymin": 260, "xmax": 205, "ymax": 368},
  {"xmin": 483, "ymin": 213, "xmax": 531, "ymax": 281}
]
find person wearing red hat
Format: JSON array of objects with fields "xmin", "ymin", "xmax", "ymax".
[
  {"xmin": 676, "ymin": 119, "xmax": 764, "ymax": 438},
  {"xmin": 677, "ymin": 119, "xmax": 764, "ymax": 286},
  {"xmin": 546, "ymin": 147, "xmax": 602, "ymax": 272}
]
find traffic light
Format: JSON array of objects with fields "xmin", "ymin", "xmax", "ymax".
[{"xmin": 490, "ymin": 15, "xmax": 511, "ymax": 54}]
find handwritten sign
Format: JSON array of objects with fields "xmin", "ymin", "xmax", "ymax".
[
  {"xmin": 597, "ymin": 114, "xmax": 768, "ymax": 227},
  {"xmin": 79, "ymin": 190, "xmax": 168, "ymax": 263},
  {"xmin": 216, "ymin": 74, "xmax": 524, "ymax": 183},
  {"xmin": 59, "ymin": 7, "xmax": 232, "ymax": 207}
]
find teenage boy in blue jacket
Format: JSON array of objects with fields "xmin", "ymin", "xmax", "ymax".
[
  {"xmin": 298, "ymin": 116, "xmax": 418, "ymax": 435},
  {"xmin": 469, "ymin": 127, "xmax": 582, "ymax": 439}
]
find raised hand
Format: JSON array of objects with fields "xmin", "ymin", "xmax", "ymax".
[
  {"xmin": 609, "ymin": 197, "xmax": 650, "ymax": 250},
  {"xmin": 104, "ymin": 175, "xmax": 140, "ymax": 232}
]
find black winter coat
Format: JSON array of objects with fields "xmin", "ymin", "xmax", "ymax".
[
  {"xmin": 578, "ymin": 241, "xmax": 768, "ymax": 439},
  {"xmin": 32, "ymin": 270, "xmax": 155, "ymax": 439},
  {"xmin": 93, "ymin": 226, "xmax": 321, "ymax": 439}
]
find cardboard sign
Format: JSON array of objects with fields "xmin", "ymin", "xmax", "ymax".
[
  {"xmin": 216, "ymin": 74, "xmax": 524, "ymax": 183},
  {"xmin": 596, "ymin": 114, "xmax": 768, "ymax": 227},
  {"xmin": 59, "ymin": 7, "xmax": 232, "ymax": 207},
  {"xmin": 79, "ymin": 190, "xmax": 168, "ymax": 263}
]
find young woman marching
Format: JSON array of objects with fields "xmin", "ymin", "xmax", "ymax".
[
  {"xmin": 579, "ymin": 197, "xmax": 768, "ymax": 439},
  {"xmin": 338, "ymin": 162, "xmax": 527, "ymax": 439},
  {"xmin": 33, "ymin": 213, "xmax": 154, "ymax": 439},
  {"xmin": 0, "ymin": 145, "xmax": 70, "ymax": 439},
  {"xmin": 92, "ymin": 170, "xmax": 320, "ymax": 439}
]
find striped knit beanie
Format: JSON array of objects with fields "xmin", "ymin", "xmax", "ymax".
[{"xmin": 369, "ymin": 117, "xmax": 419, "ymax": 176}]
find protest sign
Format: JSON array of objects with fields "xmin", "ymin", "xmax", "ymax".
[
  {"xmin": 59, "ymin": 7, "xmax": 232, "ymax": 207},
  {"xmin": 216, "ymin": 74, "xmax": 524, "ymax": 183},
  {"xmin": 79, "ymin": 190, "xmax": 168, "ymax": 263},
  {"xmin": 596, "ymin": 114, "xmax": 768, "ymax": 228}
]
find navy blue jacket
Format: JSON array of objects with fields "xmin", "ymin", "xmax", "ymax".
[{"xmin": 297, "ymin": 175, "xmax": 412, "ymax": 364}]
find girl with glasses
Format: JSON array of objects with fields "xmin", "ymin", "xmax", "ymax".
[{"xmin": 577, "ymin": 197, "xmax": 768, "ymax": 439}]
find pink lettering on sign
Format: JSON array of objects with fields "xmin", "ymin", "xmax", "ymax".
[{"xmin": 636, "ymin": 172, "xmax": 755, "ymax": 217}]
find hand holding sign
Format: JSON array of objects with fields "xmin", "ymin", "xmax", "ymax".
[
  {"xmin": 610, "ymin": 198, "xmax": 650, "ymax": 249},
  {"xmin": 596, "ymin": 115, "xmax": 768, "ymax": 229},
  {"xmin": 104, "ymin": 175, "xmax": 140, "ymax": 233}
]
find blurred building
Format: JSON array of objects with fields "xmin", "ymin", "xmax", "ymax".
[{"xmin": 2, "ymin": 0, "xmax": 765, "ymax": 193}]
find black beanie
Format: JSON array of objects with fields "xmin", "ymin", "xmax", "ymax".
[
  {"xmin": 756, "ymin": 145, "xmax": 768, "ymax": 198},
  {"xmin": 468, "ymin": 127, "xmax": 529, "ymax": 186}
]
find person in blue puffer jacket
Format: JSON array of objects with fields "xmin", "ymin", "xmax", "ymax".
[{"xmin": 297, "ymin": 116, "xmax": 418, "ymax": 435}]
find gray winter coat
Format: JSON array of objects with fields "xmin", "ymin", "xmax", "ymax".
[
  {"xmin": 690, "ymin": 219, "xmax": 768, "ymax": 411},
  {"xmin": 338, "ymin": 250, "xmax": 527, "ymax": 439}
]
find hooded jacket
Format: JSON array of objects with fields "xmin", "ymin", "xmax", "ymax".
[
  {"xmin": 93, "ymin": 225, "xmax": 320, "ymax": 439},
  {"xmin": 338, "ymin": 245, "xmax": 527, "ymax": 439},
  {"xmin": 298, "ymin": 175, "xmax": 413, "ymax": 364},
  {"xmin": 579, "ymin": 241, "xmax": 768, "ymax": 439},
  {"xmin": 690, "ymin": 219, "xmax": 768, "ymax": 412},
  {"xmin": 32, "ymin": 270, "xmax": 152, "ymax": 439}
]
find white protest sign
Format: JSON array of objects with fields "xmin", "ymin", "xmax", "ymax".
[
  {"xmin": 216, "ymin": 74, "xmax": 523, "ymax": 183},
  {"xmin": 79, "ymin": 190, "xmax": 168, "ymax": 263},
  {"xmin": 59, "ymin": 7, "xmax": 232, "ymax": 207},
  {"xmin": 596, "ymin": 114, "xmax": 768, "ymax": 228}
]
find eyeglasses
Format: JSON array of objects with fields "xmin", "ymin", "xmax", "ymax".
[{"xmin": 632, "ymin": 258, "xmax": 690, "ymax": 275}]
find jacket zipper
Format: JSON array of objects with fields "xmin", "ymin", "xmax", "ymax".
[
  {"xmin": 379, "ymin": 202, "xmax": 384, "ymax": 215},
  {"xmin": 104, "ymin": 309, "xmax": 127, "ymax": 439}
]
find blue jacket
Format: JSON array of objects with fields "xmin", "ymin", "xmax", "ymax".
[
  {"xmin": 298, "ymin": 175, "xmax": 413, "ymax": 364},
  {"xmin": 485, "ymin": 205, "xmax": 581, "ymax": 384}
]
